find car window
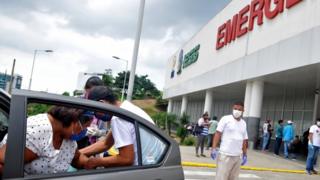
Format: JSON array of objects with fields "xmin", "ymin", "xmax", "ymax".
[
  {"xmin": 0, "ymin": 109, "xmax": 8, "ymax": 142},
  {"xmin": 139, "ymin": 125, "xmax": 168, "ymax": 165},
  {"xmin": 2, "ymin": 100, "xmax": 150, "ymax": 178}
]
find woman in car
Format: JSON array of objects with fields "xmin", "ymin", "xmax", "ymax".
[{"xmin": 0, "ymin": 106, "xmax": 92, "ymax": 175}]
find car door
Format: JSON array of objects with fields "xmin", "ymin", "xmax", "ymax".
[
  {"xmin": 0, "ymin": 89, "xmax": 10, "ymax": 142},
  {"xmin": 2, "ymin": 89, "xmax": 183, "ymax": 180}
]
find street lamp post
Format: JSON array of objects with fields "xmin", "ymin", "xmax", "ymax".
[
  {"xmin": 127, "ymin": 0, "xmax": 145, "ymax": 101},
  {"xmin": 28, "ymin": 49, "xmax": 53, "ymax": 90},
  {"xmin": 112, "ymin": 56, "xmax": 128, "ymax": 101}
]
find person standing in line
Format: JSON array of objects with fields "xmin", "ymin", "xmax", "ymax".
[
  {"xmin": 195, "ymin": 112, "xmax": 210, "ymax": 157},
  {"xmin": 306, "ymin": 118, "xmax": 320, "ymax": 175},
  {"xmin": 283, "ymin": 120, "xmax": 295, "ymax": 159},
  {"xmin": 206, "ymin": 116, "xmax": 218, "ymax": 150},
  {"xmin": 211, "ymin": 102, "xmax": 248, "ymax": 180},
  {"xmin": 262, "ymin": 119, "xmax": 272, "ymax": 151},
  {"xmin": 274, "ymin": 120, "xmax": 284, "ymax": 155}
]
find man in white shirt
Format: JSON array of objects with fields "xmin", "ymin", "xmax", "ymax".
[
  {"xmin": 306, "ymin": 118, "xmax": 320, "ymax": 175},
  {"xmin": 80, "ymin": 86, "xmax": 154, "ymax": 169},
  {"xmin": 211, "ymin": 102, "xmax": 248, "ymax": 180}
]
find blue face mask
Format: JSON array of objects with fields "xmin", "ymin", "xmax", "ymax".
[
  {"xmin": 70, "ymin": 121, "xmax": 87, "ymax": 141},
  {"xmin": 95, "ymin": 113, "xmax": 112, "ymax": 122}
]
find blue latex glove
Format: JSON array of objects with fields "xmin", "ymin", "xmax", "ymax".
[
  {"xmin": 211, "ymin": 149, "xmax": 218, "ymax": 160},
  {"xmin": 241, "ymin": 154, "xmax": 247, "ymax": 166}
]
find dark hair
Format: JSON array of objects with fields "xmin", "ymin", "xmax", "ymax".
[
  {"xmin": 278, "ymin": 119, "xmax": 283, "ymax": 124},
  {"xmin": 212, "ymin": 116, "xmax": 217, "ymax": 120},
  {"xmin": 87, "ymin": 86, "xmax": 117, "ymax": 104},
  {"xmin": 317, "ymin": 118, "xmax": 320, "ymax": 121},
  {"xmin": 84, "ymin": 76, "xmax": 103, "ymax": 90},
  {"xmin": 48, "ymin": 106, "xmax": 87, "ymax": 127},
  {"xmin": 203, "ymin": 112, "xmax": 209, "ymax": 117},
  {"xmin": 233, "ymin": 101, "xmax": 244, "ymax": 107}
]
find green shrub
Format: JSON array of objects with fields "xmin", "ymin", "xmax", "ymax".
[{"xmin": 182, "ymin": 136, "xmax": 196, "ymax": 146}]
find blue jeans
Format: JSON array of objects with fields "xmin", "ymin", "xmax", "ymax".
[
  {"xmin": 284, "ymin": 141, "xmax": 290, "ymax": 158},
  {"xmin": 306, "ymin": 145, "xmax": 320, "ymax": 171},
  {"xmin": 262, "ymin": 133, "xmax": 270, "ymax": 150}
]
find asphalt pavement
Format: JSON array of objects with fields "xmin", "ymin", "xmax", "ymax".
[{"xmin": 180, "ymin": 146, "xmax": 320, "ymax": 180}]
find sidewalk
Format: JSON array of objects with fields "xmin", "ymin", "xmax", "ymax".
[{"xmin": 180, "ymin": 146, "xmax": 309, "ymax": 170}]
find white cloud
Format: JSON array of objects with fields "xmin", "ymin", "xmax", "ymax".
[{"xmin": 0, "ymin": 0, "xmax": 230, "ymax": 95}]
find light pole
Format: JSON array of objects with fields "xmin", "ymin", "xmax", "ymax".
[
  {"xmin": 127, "ymin": 0, "xmax": 145, "ymax": 101},
  {"xmin": 112, "ymin": 56, "xmax": 128, "ymax": 101},
  {"xmin": 28, "ymin": 49, "xmax": 53, "ymax": 90}
]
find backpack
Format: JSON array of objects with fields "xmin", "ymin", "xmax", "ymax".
[{"xmin": 193, "ymin": 124, "xmax": 203, "ymax": 136}]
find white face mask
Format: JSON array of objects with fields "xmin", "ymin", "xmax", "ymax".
[
  {"xmin": 233, "ymin": 110, "xmax": 243, "ymax": 119},
  {"xmin": 317, "ymin": 121, "xmax": 320, "ymax": 126}
]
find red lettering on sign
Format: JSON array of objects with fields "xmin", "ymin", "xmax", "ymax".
[
  {"xmin": 215, "ymin": 0, "xmax": 303, "ymax": 50},
  {"xmin": 249, "ymin": 0, "xmax": 265, "ymax": 31},
  {"xmin": 265, "ymin": 0, "xmax": 284, "ymax": 19},
  {"xmin": 236, "ymin": 5, "xmax": 250, "ymax": 38},
  {"xmin": 216, "ymin": 23, "xmax": 226, "ymax": 50},
  {"xmin": 225, "ymin": 14, "xmax": 239, "ymax": 44},
  {"xmin": 286, "ymin": 0, "xmax": 302, "ymax": 9}
]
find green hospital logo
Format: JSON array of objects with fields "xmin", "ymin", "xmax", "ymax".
[{"xmin": 183, "ymin": 44, "xmax": 200, "ymax": 69}]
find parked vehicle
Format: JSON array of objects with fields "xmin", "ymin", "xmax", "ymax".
[{"xmin": 0, "ymin": 89, "xmax": 183, "ymax": 180}]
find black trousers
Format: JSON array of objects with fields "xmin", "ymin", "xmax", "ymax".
[{"xmin": 274, "ymin": 137, "xmax": 282, "ymax": 155}]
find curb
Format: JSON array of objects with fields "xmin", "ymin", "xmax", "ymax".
[{"xmin": 181, "ymin": 162, "xmax": 309, "ymax": 174}]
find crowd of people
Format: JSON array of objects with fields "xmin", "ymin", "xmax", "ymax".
[
  {"xmin": 0, "ymin": 76, "xmax": 155, "ymax": 175},
  {"xmin": 190, "ymin": 104, "xmax": 320, "ymax": 178}
]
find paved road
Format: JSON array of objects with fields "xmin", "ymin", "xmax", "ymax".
[
  {"xmin": 180, "ymin": 146, "xmax": 320, "ymax": 180},
  {"xmin": 183, "ymin": 166, "xmax": 320, "ymax": 180}
]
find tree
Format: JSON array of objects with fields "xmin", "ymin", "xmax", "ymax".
[
  {"xmin": 102, "ymin": 74, "xmax": 114, "ymax": 86},
  {"xmin": 152, "ymin": 112, "xmax": 177, "ymax": 136},
  {"xmin": 62, "ymin": 92, "xmax": 70, "ymax": 96},
  {"xmin": 113, "ymin": 71, "xmax": 161, "ymax": 100},
  {"xmin": 176, "ymin": 113, "xmax": 190, "ymax": 144}
]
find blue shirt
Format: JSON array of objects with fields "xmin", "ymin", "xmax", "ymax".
[
  {"xmin": 275, "ymin": 124, "xmax": 283, "ymax": 138},
  {"xmin": 283, "ymin": 124, "xmax": 294, "ymax": 141}
]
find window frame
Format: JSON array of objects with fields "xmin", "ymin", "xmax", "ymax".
[
  {"xmin": 2, "ymin": 89, "xmax": 175, "ymax": 179},
  {"xmin": 138, "ymin": 123, "xmax": 170, "ymax": 167}
]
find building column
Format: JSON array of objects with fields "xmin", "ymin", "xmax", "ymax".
[
  {"xmin": 247, "ymin": 80, "xmax": 264, "ymax": 149},
  {"xmin": 167, "ymin": 99, "xmax": 173, "ymax": 113},
  {"xmin": 204, "ymin": 90, "xmax": 213, "ymax": 115},
  {"xmin": 180, "ymin": 95, "xmax": 188, "ymax": 116},
  {"xmin": 243, "ymin": 81, "xmax": 253, "ymax": 117}
]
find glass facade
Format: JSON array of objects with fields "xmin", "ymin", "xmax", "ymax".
[{"xmin": 0, "ymin": 73, "xmax": 22, "ymax": 91}]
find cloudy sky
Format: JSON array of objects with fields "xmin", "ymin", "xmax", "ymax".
[{"xmin": 0, "ymin": 0, "xmax": 230, "ymax": 94}]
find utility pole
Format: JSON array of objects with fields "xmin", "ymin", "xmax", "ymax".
[
  {"xmin": 8, "ymin": 59, "xmax": 16, "ymax": 94},
  {"xmin": 127, "ymin": 0, "xmax": 145, "ymax": 101}
]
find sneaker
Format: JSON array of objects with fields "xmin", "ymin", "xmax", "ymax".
[
  {"xmin": 311, "ymin": 169, "xmax": 318, "ymax": 174},
  {"xmin": 306, "ymin": 170, "xmax": 312, "ymax": 175},
  {"xmin": 196, "ymin": 154, "xmax": 200, "ymax": 157},
  {"xmin": 200, "ymin": 154, "xmax": 206, "ymax": 157}
]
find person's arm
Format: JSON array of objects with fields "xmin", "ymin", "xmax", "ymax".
[
  {"xmin": 308, "ymin": 133, "xmax": 313, "ymax": 145},
  {"xmin": 84, "ymin": 144, "xmax": 135, "ymax": 169},
  {"xmin": 71, "ymin": 150, "xmax": 89, "ymax": 169},
  {"xmin": 80, "ymin": 131, "xmax": 114, "ymax": 156},
  {"xmin": 212, "ymin": 131, "xmax": 222, "ymax": 149},
  {"xmin": 242, "ymin": 139, "xmax": 248, "ymax": 156}
]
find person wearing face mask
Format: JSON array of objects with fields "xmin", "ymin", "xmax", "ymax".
[
  {"xmin": 306, "ymin": 118, "xmax": 320, "ymax": 175},
  {"xmin": 80, "ymin": 86, "xmax": 154, "ymax": 169},
  {"xmin": 77, "ymin": 76, "xmax": 106, "ymax": 149},
  {"xmin": 0, "ymin": 106, "xmax": 92, "ymax": 175},
  {"xmin": 210, "ymin": 102, "xmax": 248, "ymax": 180}
]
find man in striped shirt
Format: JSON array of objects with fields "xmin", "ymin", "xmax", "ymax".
[{"xmin": 195, "ymin": 112, "xmax": 210, "ymax": 157}]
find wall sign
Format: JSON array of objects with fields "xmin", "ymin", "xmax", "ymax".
[
  {"xmin": 183, "ymin": 44, "xmax": 200, "ymax": 69},
  {"xmin": 216, "ymin": 0, "xmax": 303, "ymax": 50}
]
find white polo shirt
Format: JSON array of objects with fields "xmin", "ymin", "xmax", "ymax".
[
  {"xmin": 216, "ymin": 115, "xmax": 248, "ymax": 156},
  {"xmin": 309, "ymin": 125, "xmax": 320, "ymax": 147}
]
